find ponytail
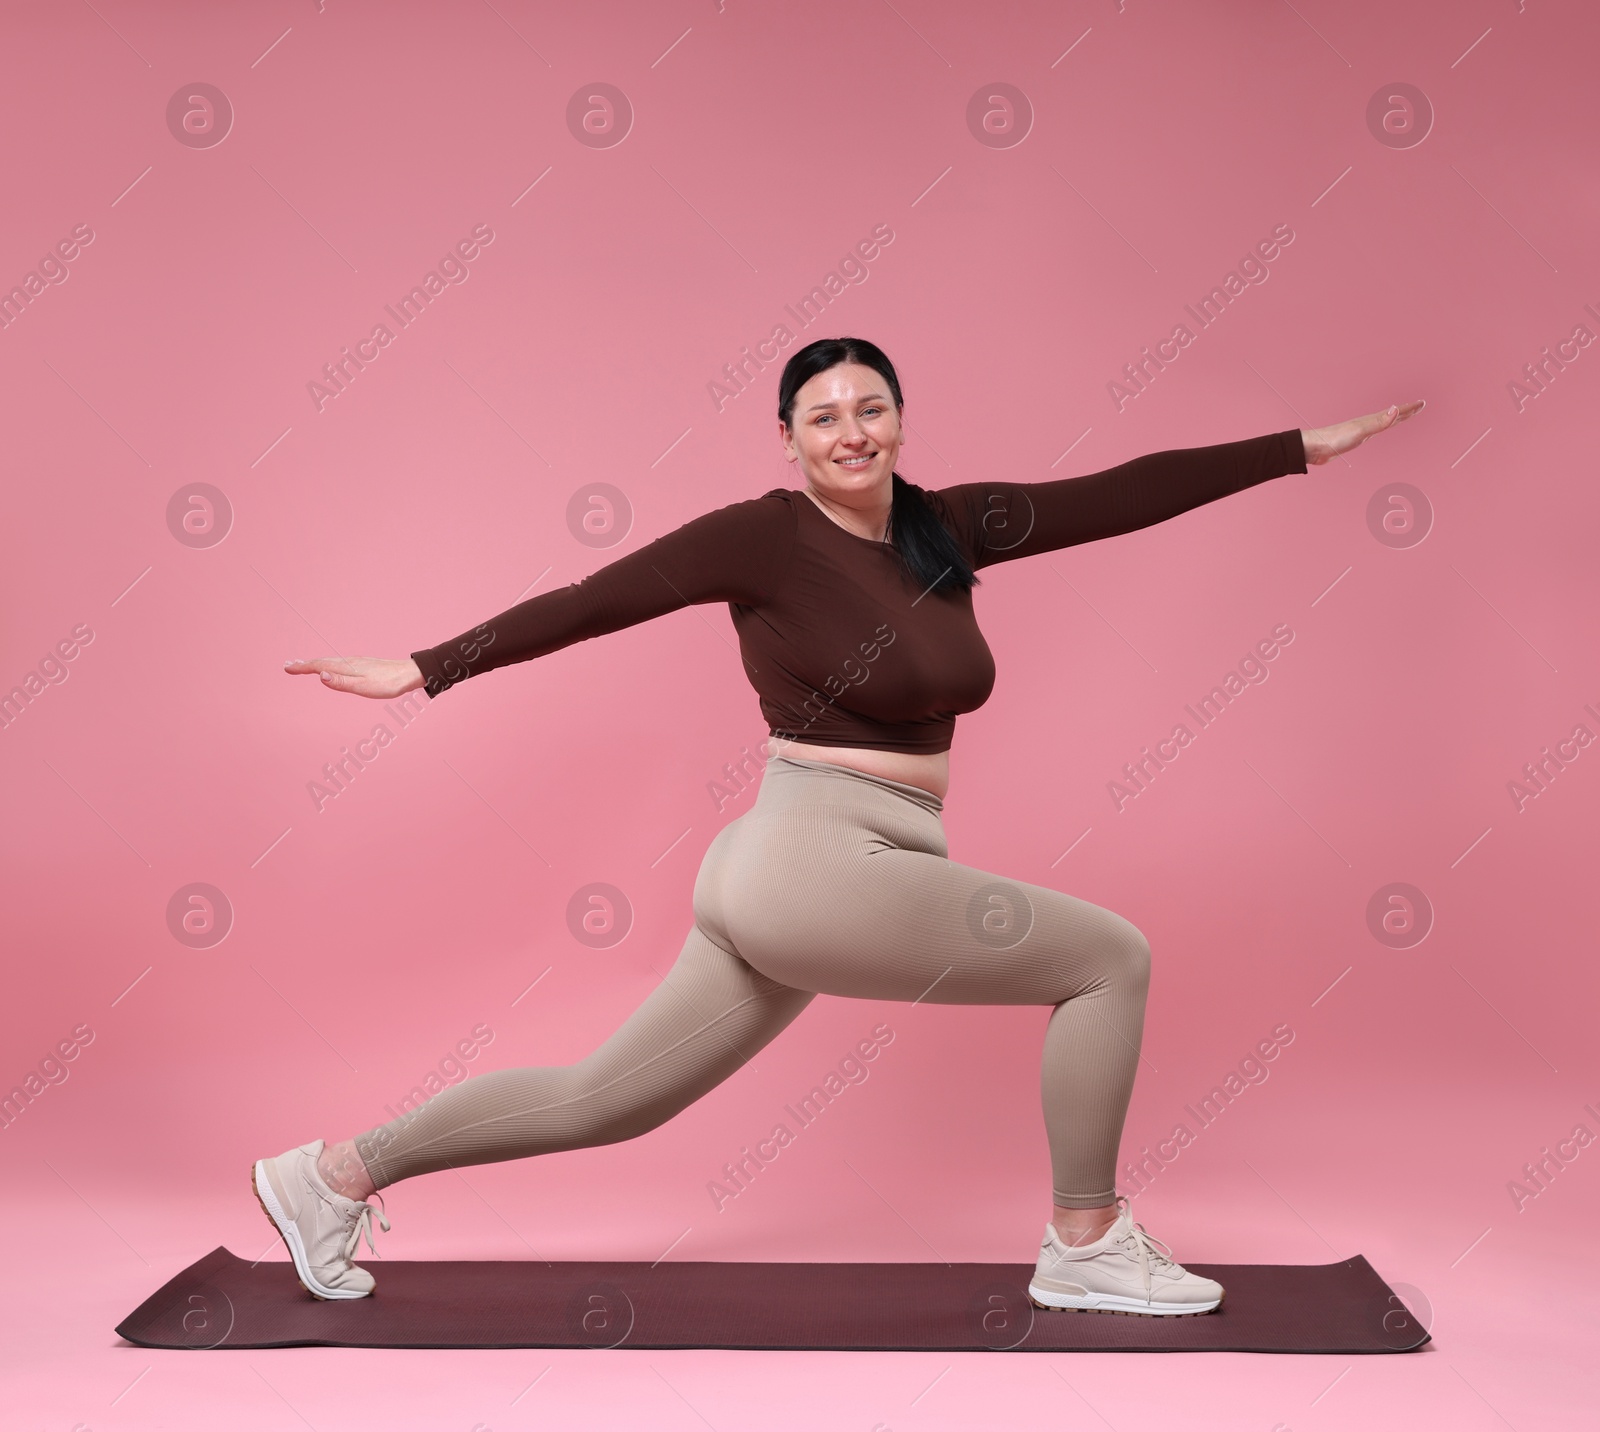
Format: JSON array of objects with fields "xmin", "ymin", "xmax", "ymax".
[{"xmin": 888, "ymin": 471, "xmax": 978, "ymax": 595}]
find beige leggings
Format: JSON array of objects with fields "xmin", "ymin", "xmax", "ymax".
[{"xmin": 354, "ymin": 755, "xmax": 1152, "ymax": 1208}]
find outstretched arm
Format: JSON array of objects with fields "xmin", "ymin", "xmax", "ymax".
[
  {"xmin": 284, "ymin": 493, "xmax": 796, "ymax": 700},
  {"xmin": 933, "ymin": 402, "xmax": 1424, "ymax": 569}
]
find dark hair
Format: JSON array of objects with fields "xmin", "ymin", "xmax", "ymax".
[{"xmin": 777, "ymin": 336, "xmax": 978, "ymax": 596}]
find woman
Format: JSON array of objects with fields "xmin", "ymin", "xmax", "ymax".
[{"xmin": 255, "ymin": 336, "xmax": 1422, "ymax": 1316}]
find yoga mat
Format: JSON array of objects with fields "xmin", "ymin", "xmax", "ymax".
[{"xmin": 116, "ymin": 1246, "xmax": 1431, "ymax": 1353}]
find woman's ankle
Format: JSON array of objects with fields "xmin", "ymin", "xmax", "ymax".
[
  {"xmin": 318, "ymin": 1138, "xmax": 377, "ymax": 1201},
  {"xmin": 1051, "ymin": 1201, "xmax": 1117, "ymax": 1247}
]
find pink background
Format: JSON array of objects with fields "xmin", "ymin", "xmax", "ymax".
[{"xmin": 2, "ymin": 0, "xmax": 1597, "ymax": 1426}]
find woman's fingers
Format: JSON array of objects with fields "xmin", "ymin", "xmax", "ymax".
[
  {"xmin": 284, "ymin": 656, "xmax": 352, "ymax": 684},
  {"xmin": 282, "ymin": 655, "xmax": 424, "ymax": 699},
  {"xmin": 284, "ymin": 656, "xmax": 358, "ymax": 690},
  {"xmin": 1367, "ymin": 398, "xmax": 1425, "ymax": 436},
  {"xmin": 1306, "ymin": 399, "xmax": 1425, "ymax": 464},
  {"xmin": 284, "ymin": 662, "xmax": 353, "ymax": 681}
]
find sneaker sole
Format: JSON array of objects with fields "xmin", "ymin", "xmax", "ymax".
[
  {"xmin": 1027, "ymin": 1284, "xmax": 1223, "ymax": 1316},
  {"xmin": 251, "ymin": 1160, "xmax": 372, "ymax": 1301}
]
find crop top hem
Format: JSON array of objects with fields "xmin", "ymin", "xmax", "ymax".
[{"xmin": 768, "ymin": 730, "xmax": 956, "ymax": 756}]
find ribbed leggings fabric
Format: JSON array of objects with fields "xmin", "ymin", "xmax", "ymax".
[{"xmin": 354, "ymin": 756, "xmax": 1152, "ymax": 1208}]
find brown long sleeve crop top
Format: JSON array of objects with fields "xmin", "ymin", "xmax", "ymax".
[{"xmin": 411, "ymin": 428, "xmax": 1308, "ymax": 754}]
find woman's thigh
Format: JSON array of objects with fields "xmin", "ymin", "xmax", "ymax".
[{"xmin": 704, "ymin": 803, "xmax": 1151, "ymax": 1007}]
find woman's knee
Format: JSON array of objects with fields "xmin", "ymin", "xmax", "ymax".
[
  {"xmin": 1028, "ymin": 907, "xmax": 1150, "ymax": 1005},
  {"xmin": 1085, "ymin": 910, "xmax": 1151, "ymax": 995},
  {"xmin": 1119, "ymin": 920, "xmax": 1152, "ymax": 991}
]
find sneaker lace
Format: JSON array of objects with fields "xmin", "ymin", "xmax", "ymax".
[
  {"xmin": 341, "ymin": 1194, "xmax": 391, "ymax": 1261},
  {"xmin": 1109, "ymin": 1196, "xmax": 1179, "ymax": 1300}
]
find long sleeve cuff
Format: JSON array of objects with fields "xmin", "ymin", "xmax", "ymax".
[{"xmin": 410, "ymin": 634, "xmax": 491, "ymax": 698}]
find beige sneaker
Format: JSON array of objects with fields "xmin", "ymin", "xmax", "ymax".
[
  {"xmin": 1028, "ymin": 1196, "xmax": 1223, "ymax": 1316},
  {"xmin": 252, "ymin": 1138, "xmax": 390, "ymax": 1300}
]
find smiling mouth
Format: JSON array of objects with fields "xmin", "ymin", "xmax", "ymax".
[{"xmin": 834, "ymin": 453, "xmax": 876, "ymax": 468}]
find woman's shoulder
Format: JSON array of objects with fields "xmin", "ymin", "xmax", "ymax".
[
  {"xmin": 709, "ymin": 486, "xmax": 803, "ymax": 543},
  {"xmin": 637, "ymin": 487, "xmax": 799, "ymax": 602},
  {"xmin": 664, "ymin": 486, "xmax": 797, "ymax": 534}
]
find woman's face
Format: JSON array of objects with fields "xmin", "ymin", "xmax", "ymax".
[{"xmin": 780, "ymin": 362, "xmax": 904, "ymax": 504}]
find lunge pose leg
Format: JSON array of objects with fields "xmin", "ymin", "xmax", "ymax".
[
  {"xmin": 251, "ymin": 924, "xmax": 813, "ymax": 1300},
  {"xmin": 255, "ymin": 756, "xmax": 1220, "ymax": 1314}
]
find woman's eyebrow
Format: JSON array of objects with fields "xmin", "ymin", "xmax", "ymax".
[{"xmin": 804, "ymin": 392, "xmax": 888, "ymax": 413}]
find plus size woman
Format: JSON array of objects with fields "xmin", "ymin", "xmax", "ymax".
[{"xmin": 256, "ymin": 336, "xmax": 1421, "ymax": 1316}]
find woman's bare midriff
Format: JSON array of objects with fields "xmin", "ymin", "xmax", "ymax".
[{"xmin": 765, "ymin": 736, "xmax": 949, "ymax": 800}]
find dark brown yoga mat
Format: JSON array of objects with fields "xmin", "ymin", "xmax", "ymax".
[{"xmin": 116, "ymin": 1246, "xmax": 1430, "ymax": 1353}]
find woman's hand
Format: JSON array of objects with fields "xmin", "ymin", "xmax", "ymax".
[
  {"xmin": 284, "ymin": 655, "xmax": 425, "ymax": 699},
  {"xmin": 1301, "ymin": 400, "xmax": 1425, "ymax": 466}
]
